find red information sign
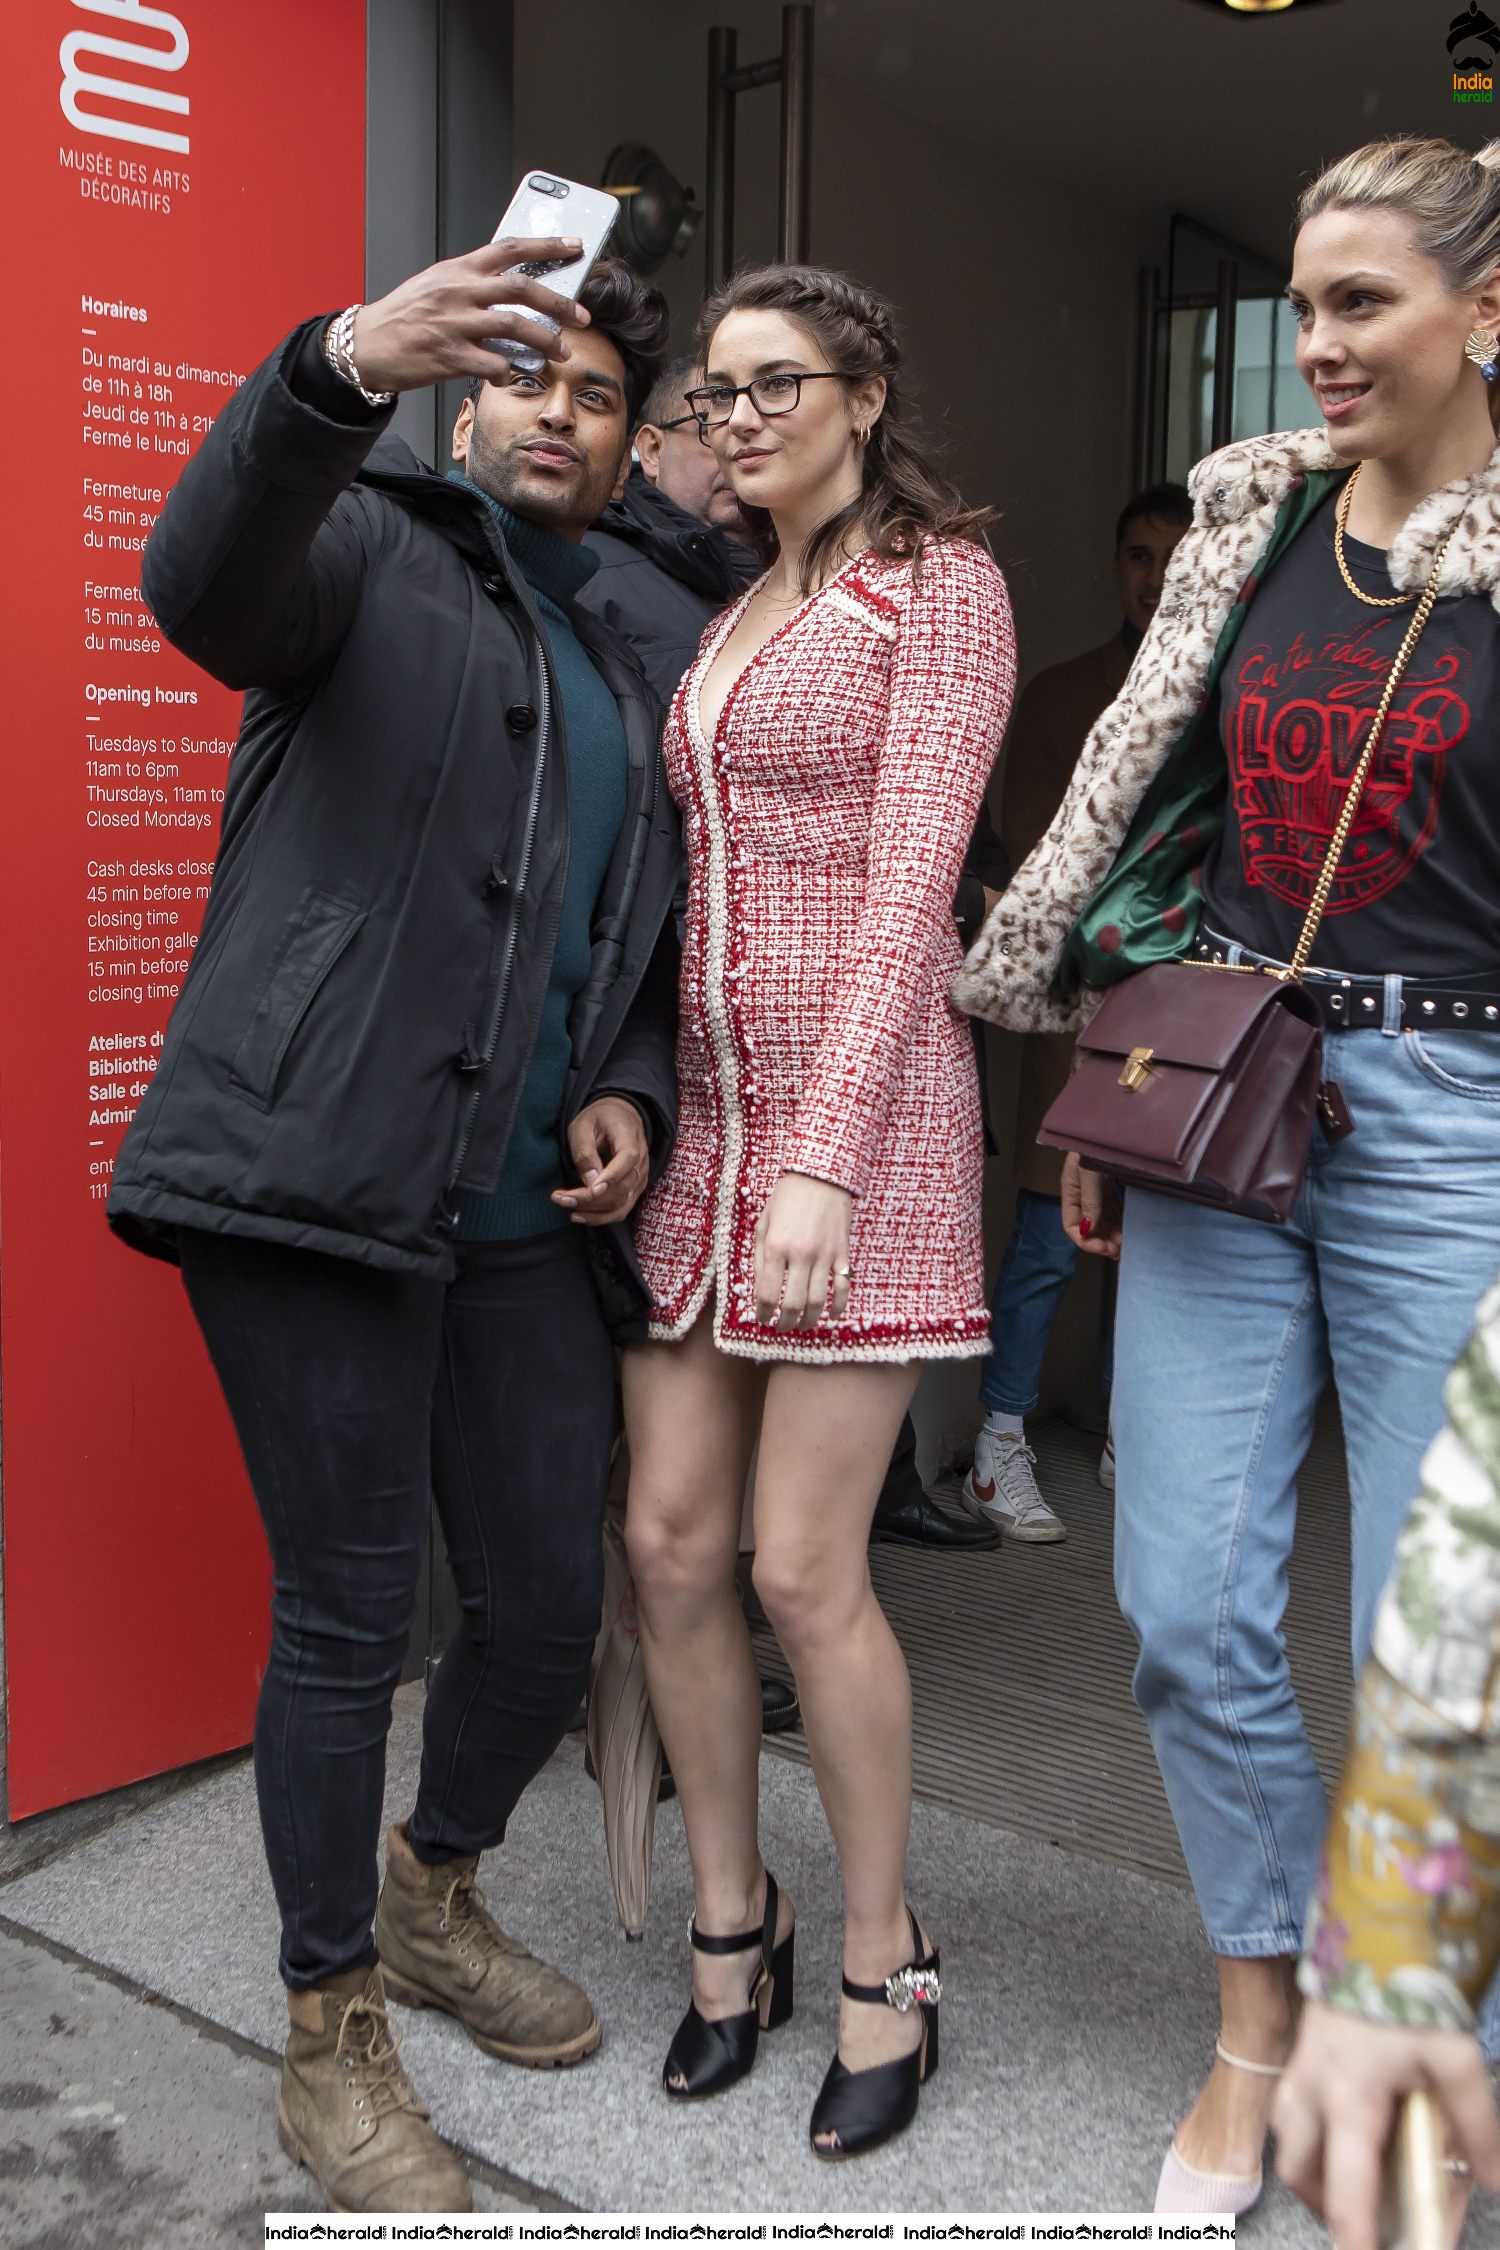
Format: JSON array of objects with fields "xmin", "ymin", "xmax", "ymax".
[{"xmin": 2, "ymin": 1, "xmax": 366, "ymax": 1817}]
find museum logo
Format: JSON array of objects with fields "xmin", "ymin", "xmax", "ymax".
[
  {"xmin": 59, "ymin": 0, "xmax": 190, "ymax": 155},
  {"xmin": 1451, "ymin": 1, "xmax": 1500, "ymax": 101}
]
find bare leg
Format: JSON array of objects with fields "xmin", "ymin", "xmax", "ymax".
[
  {"xmin": 751, "ymin": 1358, "xmax": 923, "ymax": 2137},
  {"xmin": 622, "ymin": 1313, "xmax": 791, "ymax": 2034},
  {"xmin": 1174, "ymin": 1956, "xmax": 1299, "ymax": 2176}
]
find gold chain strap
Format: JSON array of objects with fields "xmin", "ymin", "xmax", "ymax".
[{"xmin": 1285, "ymin": 525, "xmax": 1455, "ymax": 981}]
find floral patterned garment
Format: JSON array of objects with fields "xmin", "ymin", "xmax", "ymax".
[{"xmin": 1301, "ymin": 1277, "xmax": 1500, "ymax": 2032}]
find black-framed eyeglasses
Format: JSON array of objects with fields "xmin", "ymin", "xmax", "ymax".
[
  {"xmin": 683, "ymin": 369, "xmax": 846, "ymax": 431},
  {"xmin": 655, "ymin": 411, "xmax": 702, "ymax": 432}
]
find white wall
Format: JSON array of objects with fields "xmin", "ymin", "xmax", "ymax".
[
  {"xmin": 513, "ymin": 0, "xmax": 1152, "ymax": 679},
  {"xmin": 809, "ymin": 71, "xmax": 1148, "ymax": 680}
]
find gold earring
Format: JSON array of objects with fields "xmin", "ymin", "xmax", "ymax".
[
  {"xmin": 1465, "ymin": 327, "xmax": 1500, "ymax": 380},
  {"xmin": 854, "ymin": 424, "xmax": 870, "ymax": 446}
]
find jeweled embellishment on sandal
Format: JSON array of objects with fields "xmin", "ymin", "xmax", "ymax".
[{"xmin": 884, "ymin": 1965, "xmax": 942, "ymax": 2013}]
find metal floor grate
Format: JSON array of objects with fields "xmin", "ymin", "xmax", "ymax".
[{"xmin": 755, "ymin": 1405, "xmax": 1353, "ymax": 1886}]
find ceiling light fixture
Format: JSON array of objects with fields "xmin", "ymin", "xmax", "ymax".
[
  {"xmin": 1184, "ymin": 0, "xmax": 1337, "ymax": 14},
  {"xmin": 602, "ymin": 145, "xmax": 701, "ymax": 275}
]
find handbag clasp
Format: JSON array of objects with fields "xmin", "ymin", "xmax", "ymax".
[{"xmin": 1118, "ymin": 1046, "xmax": 1156, "ymax": 1091}]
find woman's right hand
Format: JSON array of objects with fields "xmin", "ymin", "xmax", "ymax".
[
  {"xmin": 1060, "ymin": 1151, "xmax": 1122, "ymax": 1260},
  {"xmin": 753, "ymin": 1171, "xmax": 854, "ymax": 1328}
]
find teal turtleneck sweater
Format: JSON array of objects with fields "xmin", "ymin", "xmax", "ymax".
[{"xmin": 454, "ymin": 480, "xmax": 629, "ymax": 1240}]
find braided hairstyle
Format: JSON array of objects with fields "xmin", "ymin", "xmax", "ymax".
[{"xmin": 698, "ymin": 264, "xmax": 994, "ymax": 591}]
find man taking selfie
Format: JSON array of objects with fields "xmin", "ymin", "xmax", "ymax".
[{"xmin": 108, "ymin": 240, "xmax": 675, "ymax": 2213}]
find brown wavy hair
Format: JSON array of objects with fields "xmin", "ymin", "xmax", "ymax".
[{"xmin": 697, "ymin": 264, "xmax": 994, "ymax": 591}]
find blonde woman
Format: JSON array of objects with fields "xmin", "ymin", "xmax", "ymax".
[{"xmin": 959, "ymin": 137, "xmax": 1500, "ymax": 2213}]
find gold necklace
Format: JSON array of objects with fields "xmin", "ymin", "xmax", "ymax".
[{"xmin": 1334, "ymin": 464, "xmax": 1411, "ymax": 610}]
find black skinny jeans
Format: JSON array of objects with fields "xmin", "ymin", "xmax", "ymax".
[{"xmin": 178, "ymin": 1226, "xmax": 614, "ymax": 1991}]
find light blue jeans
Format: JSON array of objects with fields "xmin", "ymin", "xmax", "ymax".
[{"xmin": 1113, "ymin": 1007, "xmax": 1500, "ymax": 1971}]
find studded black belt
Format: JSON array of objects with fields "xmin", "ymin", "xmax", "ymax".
[{"xmin": 1192, "ymin": 935, "xmax": 1500, "ymax": 1032}]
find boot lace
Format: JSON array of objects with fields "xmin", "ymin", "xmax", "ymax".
[
  {"xmin": 439, "ymin": 1866, "xmax": 525, "ymax": 1974},
  {"xmin": 335, "ymin": 1988, "xmax": 425, "ymax": 2127}
]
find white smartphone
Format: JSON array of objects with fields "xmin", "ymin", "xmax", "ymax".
[{"xmin": 486, "ymin": 171, "xmax": 619, "ymax": 374}]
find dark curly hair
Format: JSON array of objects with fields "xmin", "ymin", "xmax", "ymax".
[
  {"xmin": 467, "ymin": 256, "xmax": 669, "ymax": 421},
  {"xmin": 698, "ymin": 263, "xmax": 994, "ymax": 591}
]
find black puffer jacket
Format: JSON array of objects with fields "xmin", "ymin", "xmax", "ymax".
[
  {"xmin": 108, "ymin": 321, "xmax": 681, "ymax": 1336},
  {"xmin": 579, "ymin": 470, "xmax": 759, "ymax": 705}
]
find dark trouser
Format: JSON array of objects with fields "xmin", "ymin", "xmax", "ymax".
[
  {"xmin": 877, "ymin": 1412, "xmax": 920, "ymax": 1508},
  {"xmin": 178, "ymin": 1225, "xmax": 614, "ymax": 1991}
]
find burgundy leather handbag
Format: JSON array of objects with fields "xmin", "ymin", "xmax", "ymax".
[
  {"xmin": 1037, "ymin": 524, "xmax": 1452, "ymax": 1224},
  {"xmin": 1038, "ymin": 958, "xmax": 1324, "ymax": 1223}
]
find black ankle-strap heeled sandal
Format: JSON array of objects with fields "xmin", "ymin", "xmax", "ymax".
[
  {"xmin": 661, "ymin": 1871, "xmax": 795, "ymax": 2101},
  {"xmin": 809, "ymin": 1908, "xmax": 941, "ymax": 2161}
]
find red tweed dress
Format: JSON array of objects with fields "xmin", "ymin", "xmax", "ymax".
[{"xmin": 632, "ymin": 537, "xmax": 1017, "ymax": 1364}]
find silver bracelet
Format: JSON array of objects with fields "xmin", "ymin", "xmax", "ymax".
[{"xmin": 322, "ymin": 304, "xmax": 395, "ymax": 407}]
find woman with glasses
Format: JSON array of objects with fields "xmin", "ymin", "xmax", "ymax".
[{"xmin": 622, "ymin": 264, "xmax": 1014, "ymax": 2158}]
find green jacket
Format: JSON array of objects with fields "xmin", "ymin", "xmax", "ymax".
[{"xmin": 1059, "ymin": 469, "xmax": 1342, "ymax": 997}]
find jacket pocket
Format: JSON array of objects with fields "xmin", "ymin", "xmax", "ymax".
[{"xmin": 227, "ymin": 886, "xmax": 366, "ymax": 1110}]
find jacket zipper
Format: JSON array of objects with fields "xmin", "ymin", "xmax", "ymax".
[{"xmin": 445, "ymin": 638, "xmax": 553, "ymax": 1195}]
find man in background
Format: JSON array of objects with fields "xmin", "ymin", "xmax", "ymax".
[
  {"xmin": 581, "ymin": 354, "xmax": 758, "ymax": 700},
  {"xmin": 962, "ymin": 485, "xmax": 1193, "ymax": 1543}
]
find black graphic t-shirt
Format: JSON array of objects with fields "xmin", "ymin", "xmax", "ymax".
[{"xmin": 1201, "ymin": 492, "xmax": 1500, "ymax": 978}]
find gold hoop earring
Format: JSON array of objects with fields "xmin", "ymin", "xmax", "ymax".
[
  {"xmin": 1465, "ymin": 327, "xmax": 1500, "ymax": 381},
  {"xmin": 854, "ymin": 424, "xmax": 870, "ymax": 447}
]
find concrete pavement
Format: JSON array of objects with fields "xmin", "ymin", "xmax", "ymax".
[{"xmin": 0, "ymin": 1904, "xmax": 544, "ymax": 2248}]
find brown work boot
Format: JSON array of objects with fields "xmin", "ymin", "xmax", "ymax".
[
  {"xmin": 376, "ymin": 1821, "xmax": 601, "ymax": 2068},
  {"xmin": 277, "ymin": 1964, "xmax": 471, "ymax": 2214}
]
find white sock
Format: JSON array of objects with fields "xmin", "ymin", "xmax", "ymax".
[{"xmin": 982, "ymin": 1409, "xmax": 1025, "ymax": 1442}]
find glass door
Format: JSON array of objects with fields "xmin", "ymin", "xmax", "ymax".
[{"xmin": 1136, "ymin": 216, "xmax": 1300, "ymax": 488}]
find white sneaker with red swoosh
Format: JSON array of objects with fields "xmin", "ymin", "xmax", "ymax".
[{"xmin": 960, "ymin": 1430, "xmax": 1066, "ymax": 1543}]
